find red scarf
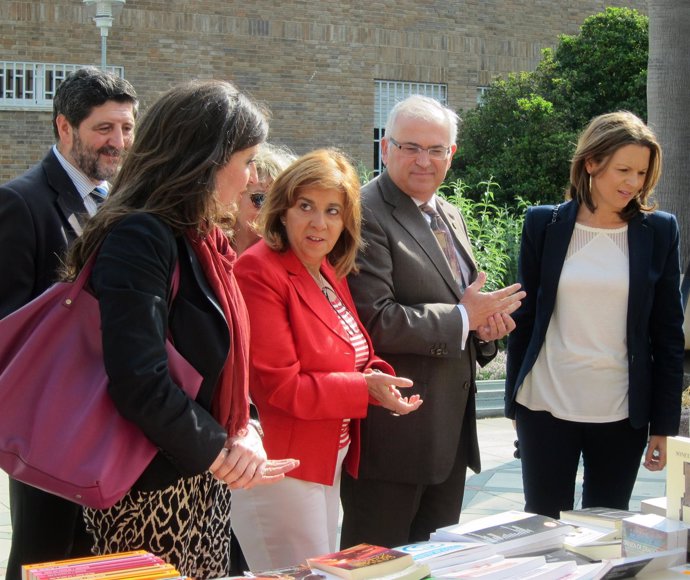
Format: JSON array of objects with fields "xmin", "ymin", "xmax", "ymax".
[{"xmin": 186, "ymin": 226, "xmax": 250, "ymax": 436}]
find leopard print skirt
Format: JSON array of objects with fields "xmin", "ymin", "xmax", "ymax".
[{"xmin": 84, "ymin": 472, "xmax": 232, "ymax": 578}]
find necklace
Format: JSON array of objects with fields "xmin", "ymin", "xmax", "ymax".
[{"xmin": 309, "ymin": 270, "xmax": 359, "ymax": 337}]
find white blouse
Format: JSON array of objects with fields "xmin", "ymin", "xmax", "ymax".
[{"xmin": 516, "ymin": 223, "xmax": 630, "ymax": 423}]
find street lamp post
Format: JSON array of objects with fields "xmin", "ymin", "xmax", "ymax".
[{"xmin": 82, "ymin": 0, "xmax": 126, "ymax": 71}]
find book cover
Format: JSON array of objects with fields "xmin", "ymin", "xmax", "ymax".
[
  {"xmin": 431, "ymin": 512, "xmax": 573, "ymax": 557},
  {"xmin": 515, "ymin": 560, "xmax": 577, "ymax": 580},
  {"xmin": 306, "ymin": 544, "xmax": 414, "ymax": 580},
  {"xmin": 621, "ymin": 513, "xmax": 689, "ymax": 557},
  {"xmin": 246, "ymin": 564, "xmax": 321, "ymax": 579},
  {"xmin": 640, "ymin": 496, "xmax": 667, "ymax": 517},
  {"xmin": 666, "ymin": 436, "xmax": 690, "ymax": 523},
  {"xmin": 22, "ymin": 552, "xmax": 152, "ymax": 580},
  {"xmin": 559, "ymin": 508, "xmax": 636, "ymax": 533},
  {"xmin": 594, "ymin": 546, "xmax": 686, "ymax": 579},
  {"xmin": 394, "ymin": 541, "xmax": 495, "ymax": 570},
  {"xmin": 431, "ymin": 555, "xmax": 546, "ymax": 579}
]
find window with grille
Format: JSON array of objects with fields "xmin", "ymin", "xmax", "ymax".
[
  {"xmin": 0, "ymin": 62, "xmax": 124, "ymax": 110},
  {"xmin": 373, "ymin": 80, "xmax": 448, "ymax": 175}
]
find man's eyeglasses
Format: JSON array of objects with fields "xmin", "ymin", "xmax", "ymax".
[
  {"xmin": 249, "ymin": 192, "xmax": 266, "ymax": 209},
  {"xmin": 388, "ymin": 137, "xmax": 451, "ymax": 160}
]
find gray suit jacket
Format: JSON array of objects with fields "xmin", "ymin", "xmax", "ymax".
[{"xmin": 348, "ymin": 171, "xmax": 495, "ymax": 483}]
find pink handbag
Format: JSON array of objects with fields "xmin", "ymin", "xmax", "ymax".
[{"xmin": 0, "ymin": 252, "xmax": 202, "ymax": 509}]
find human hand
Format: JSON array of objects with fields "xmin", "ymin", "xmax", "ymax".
[
  {"xmin": 476, "ymin": 312, "xmax": 516, "ymax": 342},
  {"xmin": 461, "ymin": 272, "xmax": 525, "ymax": 331},
  {"xmin": 364, "ymin": 369, "xmax": 422, "ymax": 415},
  {"xmin": 643, "ymin": 435, "xmax": 666, "ymax": 471},
  {"xmin": 209, "ymin": 429, "xmax": 299, "ymax": 489}
]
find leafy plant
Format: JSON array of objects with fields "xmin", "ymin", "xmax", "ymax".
[
  {"xmin": 441, "ymin": 177, "xmax": 530, "ymax": 292},
  {"xmin": 451, "ymin": 7, "xmax": 648, "ymax": 207}
]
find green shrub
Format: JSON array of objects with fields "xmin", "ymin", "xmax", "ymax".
[{"xmin": 441, "ymin": 177, "xmax": 530, "ymax": 292}]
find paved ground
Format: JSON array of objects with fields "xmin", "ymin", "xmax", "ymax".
[{"xmin": 0, "ymin": 416, "xmax": 667, "ymax": 579}]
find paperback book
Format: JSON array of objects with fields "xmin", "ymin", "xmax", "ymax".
[
  {"xmin": 430, "ymin": 511, "xmax": 573, "ymax": 557},
  {"xmin": 306, "ymin": 544, "xmax": 415, "ymax": 580},
  {"xmin": 394, "ymin": 541, "xmax": 495, "ymax": 572},
  {"xmin": 429, "ymin": 554, "xmax": 546, "ymax": 579},
  {"xmin": 666, "ymin": 436, "xmax": 690, "ymax": 523},
  {"xmin": 620, "ymin": 513, "xmax": 689, "ymax": 557},
  {"xmin": 21, "ymin": 551, "xmax": 181, "ymax": 580},
  {"xmin": 559, "ymin": 508, "xmax": 636, "ymax": 537}
]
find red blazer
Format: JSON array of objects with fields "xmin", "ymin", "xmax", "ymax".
[{"xmin": 235, "ymin": 241, "xmax": 393, "ymax": 485}]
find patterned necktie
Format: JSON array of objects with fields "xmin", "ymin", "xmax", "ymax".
[
  {"xmin": 420, "ymin": 202, "xmax": 466, "ymax": 289},
  {"xmin": 89, "ymin": 185, "xmax": 107, "ymax": 207}
]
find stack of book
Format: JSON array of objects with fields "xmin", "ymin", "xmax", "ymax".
[
  {"xmin": 21, "ymin": 551, "xmax": 182, "ymax": 580},
  {"xmin": 429, "ymin": 511, "xmax": 574, "ymax": 557}
]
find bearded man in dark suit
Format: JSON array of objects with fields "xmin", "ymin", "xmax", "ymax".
[
  {"xmin": 341, "ymin": 95, "xmax": 524, "ymax": 548},
  {"xmin": 0, "ymin": 66, "xmax": 137, "ymax": 580}
]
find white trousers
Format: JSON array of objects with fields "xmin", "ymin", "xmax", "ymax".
[{"xmin": 231, "ymin": 445, "xmax": 348, "ymax": 572}]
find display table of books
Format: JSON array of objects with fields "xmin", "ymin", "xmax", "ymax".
[{"xmin": 24, "ymin": 435, "xmax": 690, "ymax": 580}]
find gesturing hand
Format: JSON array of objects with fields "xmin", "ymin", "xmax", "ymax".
[
  {"xmin": 364, "ymin": 369, "xmax": 422, "ymax": 415},
  {"xmin": 209, "ymin": 428, "xmax": 299, "ymax": 489},
  {"xmin": 461, "ymin": 272, "xmax": 525, "ymax": 331}
]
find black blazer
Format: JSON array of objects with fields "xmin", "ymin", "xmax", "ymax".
[
  {"xmin": 91, "ymin": 213, "xmax": 229, "ymax": 490},
  {"xmin": 0, "ymin": 149, "xmax": 90, "ymax": 318},
  {"xmin": 505, "ymin": 200, "xmax": 684, "ymax": 434}
]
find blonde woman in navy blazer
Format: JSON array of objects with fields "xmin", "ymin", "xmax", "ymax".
[
  {"xmin": 506, "ymin": 111, "xmax": 684, "ymax": 518},
  {"xmin": 232, "ymin": 149, "xmax": 422, "ymax": 571}
]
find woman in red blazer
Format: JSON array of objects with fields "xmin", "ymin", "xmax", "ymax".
[{"xmin": 232, "ymin": 149, "xmax": 422, "ymax": 571}]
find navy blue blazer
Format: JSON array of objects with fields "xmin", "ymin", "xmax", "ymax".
[{"xmin": 505, "ymin": 200, "xmax": 684, "ymax": 434}]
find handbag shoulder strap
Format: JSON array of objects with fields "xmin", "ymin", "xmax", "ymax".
[{"xmin": 550, "ymin": 203, "xmax": 561, "ymax": 224}]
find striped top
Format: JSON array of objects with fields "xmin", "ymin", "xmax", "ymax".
[{"xmin": 324, "ymin": 289, "xmax": 369, "ymax": 449}]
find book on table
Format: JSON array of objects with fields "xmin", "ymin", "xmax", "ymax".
[
  {"xmin": 306, "ymin": 543, "xmax": 421, "ymax": 580},
  {"xmin": 427, "ymin": 554, "xmax": 546, "ymax": 579},
  {"xmin": 394, "ymin": 540, "xmax": 496, "ymax": 572},
  {"xmin": 21, "ymin": 551, "xmax": 181, "ymax": 580},
  {"xmin": 561, "ymin": 524, "xmax": 621, "ymax": 561},
  {"xmin": 620, "ymin": 513, "xmax": 689, "ymax": 557},
  {"xmin": 430, "ymin": 510, "xmax": 573, "ymax": 557},
  {"xmin": 666, "ymin": 436, "xmax": 690, "ymax": 524},
  {"xmin": 592, "ymin": 546, "xmax": 686, "ymax": 579},
  {"xmin": 559, "ymin": 508, "xmax": 636, "ymax": 536}
]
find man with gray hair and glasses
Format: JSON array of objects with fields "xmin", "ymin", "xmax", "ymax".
[{"xmin": 341, "ymin": 95, "xmax": 524, "ymax": 547}]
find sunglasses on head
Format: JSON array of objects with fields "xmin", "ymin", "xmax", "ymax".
[{"xmin": 249, "ymin": 192, "xmax": 266, "ymax": 209}]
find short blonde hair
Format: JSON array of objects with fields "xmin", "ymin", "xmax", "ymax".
[
  {"xmin": 568, "ymin": 111, "xmax": 662, "ymax": 221},
  {"xmin": 261, "ymin": 148, "xmax": 362, "ymax": 279}
]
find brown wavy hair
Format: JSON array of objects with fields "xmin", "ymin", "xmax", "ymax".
[
  {"xmin": 567, "ymin": 110, "xmax": 662, "ymax": 222},
  {"xmin": 260, "ymin": 148, "xmax": 362, "ymax": 279}
]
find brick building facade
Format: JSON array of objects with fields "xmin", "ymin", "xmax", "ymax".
[{"xmin": 1, "ymin": 0, "xmax": 646, "ymax": 183}]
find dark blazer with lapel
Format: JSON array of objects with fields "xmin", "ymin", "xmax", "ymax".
[
  {"xmin": 347, "ymin": 170, "xmax": 495, "ymax": 484},
  {"xmin": 0, "ymin": 149, "xmax": 90, "ymax": 318},
  {"xmin": 91, "ymin": 213, "xmax": 229, "ymax": 490},
  {"xmin": 505, "ymin": 200, "xmax": 684, "ymax": 435},
  {"xmin": 235, "ymin": 241, "xmax": 394, "ymax": 486}
]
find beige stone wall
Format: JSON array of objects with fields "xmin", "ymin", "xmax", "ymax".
[{"xmin": 1, "ymin": 0, "xmax": 646, "ymax": 183}]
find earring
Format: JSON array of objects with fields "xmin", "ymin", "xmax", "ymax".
[
  {"xmin": 588, "ymin": 174, "xmax": 592, "ymax": 192},
  {"xmin": 280, "ymin": 217, "xmax": 287, "ymax": 225}
]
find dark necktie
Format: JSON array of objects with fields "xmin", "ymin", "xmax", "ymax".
[
  {"xmin": 420, "ymin": 202, "xmax": 466, "ymax": 289},
  {"xmin": 89, "ymin": 186, "xmax": 107, "ymax": 207}
]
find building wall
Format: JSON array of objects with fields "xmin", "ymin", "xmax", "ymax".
[{"xmin": 1, "ymin": 0, "xmax": 647, "ymax": 183}]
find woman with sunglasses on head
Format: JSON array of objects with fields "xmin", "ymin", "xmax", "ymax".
[
  {"xmin": 231, "ymin": 149, "xmax": 422, "ymax": 571},
  {"xmin": 233, "ymin": 143, "xmax": 296, "ymax": 255}
]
